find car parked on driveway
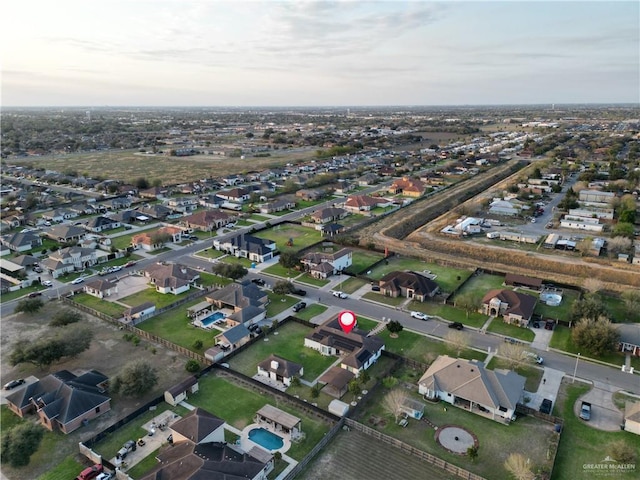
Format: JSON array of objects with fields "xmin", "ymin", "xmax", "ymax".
[
  {"xmin": 42, "ymin": 280, "xmax": 53, "ymax": 287},
  {"xmin": 251, "ymin": 278, "xmax": 266, "ymax": 286},
  {"xmin": 76, "ymin": 464, "xmax": 103, "ymax": 480},
  {"xmin": 539, "ymin": 398, "xmax": 553, "ymax": 414},
  {"xmin": 292, "ymin": 302, "xmax": 307, "ymax": 312},
  {"xmin": 71, "ymin": 277, "xmax": 85, "ymax": 285}
]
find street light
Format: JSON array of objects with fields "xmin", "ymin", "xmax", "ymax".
[{"xmin": 572, "ymin": 353, "xmax": 581, "ymax": 383}]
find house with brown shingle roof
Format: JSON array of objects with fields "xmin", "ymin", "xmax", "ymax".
[
  {"xmin": 481, "ymin": 289, "xmax": 537, "ymax": 326},
  {"xmin": 257, "ymin": 354, "xmax": 303, "ymax": 387},
  {"xmin": 343, "ymin": 194, "xmax": 383, "ymax": 213},
  {"xmin": 142, "ymin": 263, "xmax": 200, "ymax": 294},
  {"xmin": 83, "ymin": 279, "xmax": 118, "ymax": 299},
  {"xmin": 180, "ymin": 209, "xmax": 232, "ymax": 232},
  {"xmin": 310, "ymin": 207, "xmax": 347, "ymax": 224},
  {"xmin": 379, "ymin": 271, "xmax": 440, "ymax": 301},
  {"xmin": 132, "ymin": 226, "xmax": 184, "ymax": 251},
  {"xmin": 418, "ymin": 355, "xmax": 525, "ymax": 424},
  {"xmin": 389, "ymin": 176, "xmax": 426, "ymax": 197}
]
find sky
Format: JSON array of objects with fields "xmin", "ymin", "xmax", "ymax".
[{"xmin": 2, "ymin": 1, "xmax": 638, "ymax": 106}]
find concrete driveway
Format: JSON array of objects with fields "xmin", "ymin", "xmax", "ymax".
[
  {"xmin": 574, "ymin": 380, "xmax": 624, "ymax": 431},
  {"xmin": 108, "ymin": 274, "xmax": 150, "ymax": 302}
]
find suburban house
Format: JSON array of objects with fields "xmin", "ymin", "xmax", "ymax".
[
  {"xmin": 142, "ymin": 263, "xmax": 200, "ymax": 294},
  {"xmin": 378, "ymin": 271, "xmax": 440, "ymax": 301},
  {"xmin": 624, "ymin": 402, "xmax": 640, "ymax": 435},
  {"xmin": 259, "ymin": 198, "xmax": 296, "ymax": 214},
  {"xmin": 83, "ymin": 279, "xmax": 118, "ymax": 298},
  {"xmin": 488, "ymin": 199, "xmax": 523, "ymax": 217},
  {"xmin": 164, "ymin": 376, "xmax": 199, "ymax": 407},
  {"xmin": 180, "ymin": 210, "xmax": 233, "ymax": 232},
  {"xmin": 83, "ymin": 215, "xmax": 120, "ymax": 233},
  {"xmin": 205, "ymin": 281, "xmax": 268, "ymax": 326},
  {"xmin": 296, "ymin": 188, "xmax": 326, "ymax": 201},
  {"xmin": 41, "ymin": 208, "xmax": 78, "ymax": 223},
  {"xmin": 123, "ymin": 302, "xmax": 156, "ymax": 323},
  {"xmin": 213, "ymin": 233, "xmax": 277, "ymax": 263},
  {"xmin": 140, "ymin": 408, "xmax": 273, "ymax": 480},
  {"xmin": 389, "ymin": 177, "xmax": 426, "ymax": 197},
  {"xmin": 139, "ymin": 186, "xmax": 167, "ymax": 199},
  {"xmin": 40, "ymin": 247, "xmax": 98, "ymax": 277},
  {"xmin": 43, "ymin": 225, "xmax": 87, "ymax": 243},
  {"xmin": 255, "ymin": 404, "xmax": 302, "ymax": 441},
  {"xmin": 5, "ymin": 370, "xmax": 110, "ymax": 434},
  {"xmin": 138, "ymin": 203, "xmax": 172, "ymax": 220},
  {"xmin": 166, "ymin": 197, "xmax": 198, "ymax": 213},
  {"xmin": 304, "ymin": 317, "xmax": 385, "ymax": 377},
  {"xmin": 504, "ymin": 274, "xmax": 543, "ymax": 290},
  {"xmin": 481, "ymin": 289, "xmax": 537, "ymax": 326},
  {"xmin": 257, "ymin": 355, "xmax": 303, "ymax": 388},
  {"xmin": 418, "ymin": 355, "xmax": 525, "ymax": 424},
  {"xmin": 132, "ymin": 225, "xmax": 184, "ymax": 251},
  {"xmin": 310, "ymin": 207, "xmax": 348, "ymax": 224},
  {"xmin": 0, "ymin": 232, "xmax": 42, "ymax": 253},
  {"xmin": 344, "ymin": 194, "xmax": 388, "ymax": 213},
  {"xmin": 300, "ymin": 248, "xmax": 353, "ymax": 279},
  {"xmin": 218, "ymin": 187, "xmax": 251, "ymax": 203},
  {"xmin": 319, "ymin": 223, "xmax": 345, "ymax": 237},
  {"xmin": 215, "ymin": 323, "xmax": 252, "ymax": 350}
]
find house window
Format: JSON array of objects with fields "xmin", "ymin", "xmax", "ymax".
[
  {"xmin": 498, "ymin": 406, "xmax": 508, "ymax": 413},
  {"xmin": 95, "ymin": 406, "xmax": 100, "ymax": 413}
]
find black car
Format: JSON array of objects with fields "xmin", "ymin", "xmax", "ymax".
[
  {"xmin": 292, "ymin": 302, "xmax": 307, "ymax": 312},
  {"xmin": 28, "ymin": 291, "xmax": 42, "ymax": 298},
  {"xmin": 292, "ymin": 288, "xmax": 307, "ymax": 296},
  {"xmin": 251, "ymin": 278, "xmax": 266, "ymax": 286},
  {"xmin": 448, "ymin": 322, "xmax": 464, "ymax": 330},
  {"xmin": 4, "ymin": 379, "xmax": 25, "ymax": 390},
  {"xmin": 544, "ymin": 320, "xmax": 554, "ymax": 331},
  {"xmin": 539, "ymin": 398, "xmax": 553, "ymax": 414}
]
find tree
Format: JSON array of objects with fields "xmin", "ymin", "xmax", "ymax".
[
  {"xmin": 571, "ymin": 294, "xmax": 608, "ymax": 322},
  {"xmin": 467, "ymin": 445, "xmax": 479, "ymax": 462},
  {"xmin": 572, "ymin": 316, "xmax": 620, "ymax": 357},
  {"xmin": 211, "ymin": 262, "xmax": 248, "ymax": 280},
  {"xmin": 382, "ymin": 376, "xmax": 398, "ymax": 389},
  {"xmin": 504, "ymin": 453, "xmax": 535, "ymax": 480},
  {"xmin": 608, "ymin": 440, "xmax": 637, "ymax": 464},
  {"xmin": 621, "ymin": 290, "xmax": 640, "ymax": 320},
  {"xmin": 444, "ymin": 330, "xmax": 470, "ymax": 357},
  {"xmin": 134, "ymin": 177, "xmax": 150, "ymax": 189},
  {"xmin": 279, "ymin": 251, "xmax": 300, "ymax": 269},
  {"xmin": 455, "ymin": 293, "xmax": 479, "ymax": 319},
  {"xmin": 359, "ymin": 369, "xmax": 370, "ymax": 385},
  {"xmin": 0, "ymin": 423, "xmax": 44, "ymax": 467},
  {"xmin": 310, "ymin": 383, "xmax": 321, "ymax": 398},
  {"xmin": 111, "ymin": 360, "xmax": 159, "ymax": 397},
  {"xmin": 150, "ymin": 231, "xmax": 172, "ymax": 247},
  {"xmin": 386, "ymin": 320, "xmax": 403, "ymax": 335},
  {"xmin": 607, "ymin": 236, "xmax": 632, "ymax": 257},
  {"xmin": 612, "ymin": 222, "xmax": 634, "ymax": 238},
  {"xmin": 500, "ymin": 342, "xmax": 530, "ymax": 369},
  {"xmin": 273, "ymin": 280, "xmax": 295, "ymax": 295},
  {"xmin": 49, "ymin": 308, "xmax": 84, "ymax": 327},
  {"xmin": 348, "ymin": 379, "xmax": 361, "ymax": 397},
  {"xmin": 192, "ymin": 339, "xmax": 203, "ymax": 350},
  {"xmin": 185, "ymin": 359, "xmax": 200, "ymax": 373},
  {"xmin": 582, "ymin": 278, "xmax": 604, "ymax": 295},
  {"xmin": 14, "ymin": 298, "xmax": 44, "ymax": 314},
  {"xmin": 9, "ymin": 327, "xmax": 93, "ymax": 368},
  {"xmin": 383, "ymin": 389, "xmax": 408, "ymax": 424}
]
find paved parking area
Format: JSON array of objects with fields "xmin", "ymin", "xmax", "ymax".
[
  {"xmin": 527, "ymin": 367, "xmax": 564, "ymax": 412},
  {"xmin": 574, "ymin": 380, "xmax": 624, "ymax": 431},
  {"xmin": 108, "ymin": 274, "xmax": 149, "ymax": 302}
]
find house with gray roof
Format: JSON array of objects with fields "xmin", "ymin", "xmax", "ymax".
[
  {"xmin": 0, "ymin": 232, "xmax": 42, "ymax": 253},
  {"xmin": 83, "ymin": 279, "xmax": 118, "ymax": 299},
  {"xmin": 215, "ymin": 323, "xmax": 251, "ymax": 350},
  {"xmin": 41, "ymin": 246, "xmax": 97, "ymax": 278},
  {"xmin": 418, "ymin": 355, "xmax": 525, "ymax": 423},
  {"xmin": 257, "ymin": 355, "xmax": 304, "ymax": 387},
  {"xmin": 43, "ymin": 224, "xmax": 86, "ymax": 243},
  {"xmin": 142, "ymin": 263, "xmax": 200, "ymax": 295},
  {"xmin": 214, "ymin": 233, "xmax": 277, "ymax": 263},
  {"xmin": 205, "ymin": 281, "xmax": 268, "ymax": 326},
  {"xmin": 6, "ymin": 370, "xmax": 110, "ymax": 434},
  {"xmin": 83, "ymin": 215, "xmax": 120, "ymax": 233}
]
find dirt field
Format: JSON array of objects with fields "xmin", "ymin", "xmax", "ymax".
[
  {"xmin": 0, "ymin": 300, "xmax": 191, "ymax": 480},
  {"xmin": 298, "ymin": 429, "xmax": 458, "ymax": 480}
]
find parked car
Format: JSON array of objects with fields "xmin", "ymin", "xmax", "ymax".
[
  {"xmin": 251, "ymin": 278, "xmax": 266, "ymax": 286},
  {"xmin": 28, "ymin": 291, "xmax": 42, "ymax": 298},
  {"xmin": 579, "ymin": 401, "xmax": 592, "ymax": 421},
  {"xmin": 544, "ymin": 320, "xmax": 554, "ymax": 330},
  {"xmin": 331, "ymin": 291, "xmax": 348, "ymax": 299},
  {"xmin": 124, "ymin": 261, "xmax": 137, "ymax": 268},
  {"xmin": 539, "ymin": 398, "xmax": 553, "ymax": 414},
  {"xmin": 4, "ymin": 379, "xmax": 25, "ymax": 390},
  {"xmin": 96, "ymin": 472, "xmax": 113, "ymax": 480},
  {"xmin": 71, "ymin": 277, "xmax": 85, "ymax": 285},
  {"xmin": 292, "ymin": 302, "xmax": 307, "ymax": 312},
  {"xmin": 291, "ymin": 288, "xmax": 307, "ymax": 296},
  {"xmin": 76, "ymin": 464, "xmax": 103, "ymax": 480},
  {"xmin": 448, "ymin": 322, "xmax": 464, "ymax": 330},
  {"xmin": 371, "ymin": 285, "xmax": 381, "ymax": 291},
  {"xmin": 117, "ymin": 440, "xmax": 137, "ymax": 459},
  {"xmin": 525, "ymin": 352, "xmax": 544, "ymax": 364},
  {"xmin": 410, "ymin": 311, "xmax": 429, "ymax": 320},
  {"xmin": 42, "ymin": 280, "xmax": 53, "ymax": 287}
]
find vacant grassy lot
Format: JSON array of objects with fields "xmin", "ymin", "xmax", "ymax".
[
  {"xmin": 344, "ymin": 250, "xmax": 386, "ymax": 275},
  {"xmin": 354, "ymin": 367, "xmax": 557, "ymax": 480},
  {"xmin": 368, "ymin": 258, "xmax": 473, "ymax": 292},
  {"xmin": 254, "ymin": 224, "xmax": 322, "ymax": 253},
  {"xmin": 413, "ymin": 302, "xmax": 489, "ymax": 328},
  {"xmin": 72, "ymin": 293, "xmax": 126, "ymax": 318},
  {"xmin": 188, "ymin": 373, "xmax": 332, "ymax": 460},
  {"xmin": 552, "ymin": 382, "xmax": 640, "ymax": 480},
  {"xmin": 454, "ymin": 273, "xmax": 507, "ymax": 299},
  {"xmin": 229, "ymin": 322, "xmax": 336, "ymax": 381},
  {"xmin": 138, "ymin": 298, "xmax": 219, "ymax": 352}
]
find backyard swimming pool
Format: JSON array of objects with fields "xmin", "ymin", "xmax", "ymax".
[
  {"xmin": 201, "ymin": 311, "xmax": 225, "ymax": 327},
  {"xmin": 540, "ymin": 292, "xmax": 562, "ymax": 307},
  {"xmin": 248, "ymin": 428, "xmax": 284, "ymax": 451}
]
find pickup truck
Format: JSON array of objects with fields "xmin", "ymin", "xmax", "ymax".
[{"xmin": 579, "ymin": 401, "xmax": 591, "ymax": 421}]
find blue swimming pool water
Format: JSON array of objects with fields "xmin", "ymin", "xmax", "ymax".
[
  {"xmin": 248, "ymin": 428, "xmax": 284, "ymax": 450},
  {"xmin": 201, "ymin": 311, "xmax": 225, "ymax": 327}
]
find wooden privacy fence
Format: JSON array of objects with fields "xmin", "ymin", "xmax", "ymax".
[{"xmin": 344, "ymin": 418, "xmax": 487, "ymax": 480}]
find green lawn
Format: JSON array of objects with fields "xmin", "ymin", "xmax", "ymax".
[
  {"xmin": 0, "ymin": 284, "xmax": 48, "ymax": 303},
  {"xmin": 194, "ymin": 248, "xmax": 225, "ymax": 259},
  {"xmin": 344, "ymin": 250, "xmax": 385, "ymax": 275},
  {"xmin": 138, "ymin": 298, "xmax": 219, "ymax": 352},
  {"xmin": 455, "ymin": 273, "xmax": 507, "ymax": 299},
  {"xmin": 127, "ymin": 448, "xmax": 160, "ymax": 479},
  {"xmin": 602, "ymin": 294, "xmax": 629, "ymax": 323},
  {"xmin": 534, "ymin": 288, "xmax": 580, "ymax": 322},
  {"xmin": 111, "ymin": 233, "xmax": 138, "ymax": 250},
  {"xmin": 297, "ymin": 273, "xmax": 330, "ymax": 287},
  {"xmin": 197, "ymin": 272, "xmax": 232, "ymax": 287},
  {"xmin": 220, "ymin": 256, "xmax": 253, "ymax": 267},
  {"xmin": 229, "ymin": 322, "xmax": 336, "ymax": 380},
  {"xmin": 118, "ymin": 287, "xmax": 196, "ymax": 309},
  {"xmin": 266, "ymin": 292, "xmax": 299, "ymax": 316},
  {"xmin": 188, "ymin": 374, "xmax": 332, "ymax": 460},
  {"xmin": 414, "ymin": 302, "xmax": 489, "ymax": 328},
  {"xmin": 552, "ymin": 383, "xmax": 640, "ymax": 480},
  {"xmin": 362, "ymin": 292, "xmax": 406, "ymax": 306},
  {"xmin": 487, "ymin": 358, "xmax": 544, "ymax": 392},
  {"xmin": 248, "ymin": 214, "xmax": 271, "ymax": 222},
  {"xmin": 487, "ymin": 319, "xmax": 536, "ymax": 342},
  {"xmin": 337, "ymin": 276, "xmax": 368, "ymax": 294},
  {"xmin": 368, "ymin": 258, "xmax": 472, "ymax": 292},
  {"xmin": 262, "ymin": 263, "xmax": 302, "ymax": 279},
  {"xmin": 72, "ymin": 293, "xmax": 126, "ymax": 318},
  {"xmin": 354, "ymin": 316, "xmax": 379, "ymax": 332},
  {"xmin": 254, "ymin": 224, "xmax": 322, "ymax": 253},
  {"xmin": 354, "ymin": 365, "xmax": 557, "ymax": 480},
  {"xmin": 295, "ymin": 304, "xmax": 327, "ymax": 321},
  {"xmin": 37, "ymin": 456, "xmax": 85, "ymax": 480}
]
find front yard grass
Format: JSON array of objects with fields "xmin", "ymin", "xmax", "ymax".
[
  {"xmin": 118, "ymin": 287, "xmax": 196, "ymax": 309},
  {"xmin": 220, "ymin": 255, "xmax": 253, "ymax": 267},
  {"xmin": 602, "ymin": 294, "xmax": 629, "ymax": 323},
  {"xmin": 262, "ymin": 263, "xmax": 301, "ymax": 279},
  {"xmin": 487, "ymin": 319, "xmax": 536, "ymax": 342},
  {"xmin": 487, "ymin": 357, "xmax": 544, "ymax": 392},
  {"xmin": 337, "ymin": 276, "xmax": 368, "ymax": 294},
  {"xmin": 194, "ymin": 248, "xmax": 225, "ymax": 259},
  {"xmin": 138, "ymin": 298, "xmax": 218, "ymax": 352},
  {"xmin": 362, "ymin": 292, "xmax": 405, "ymax": 307},
  {"xmin": 111, "ymin": 233, "xmax": 138, "ymax": 250},
  {"xmin": 197, "ymin": 272, "xmax": 232, "ymax": 287},
  {"xmin": 265, "ymin": 292, "xmax": 299, "ymax": 316},
  {"xmin": 72, "ymin": 293, "xmax": 126, "ymax": 318},
  {"xmin": 297, "ymin": 274, "xmax": 329, "ymax": 287},
  {"xmin": 416, "ymin": 302, "xmax": 489, "ymax": 328},
  {"xmin": 454, "ymin": 273, "xmax": 507, "ymax": 298},
  {"xmin": 254, "ymin": 224, "xmax": 322, "ymax": 253},
  {"xmin": 344, "ymin": 250, "xmax": 385, "ymax": 275},
  {"xmin": 295, "ymin": 304, "xmax": 327, "ymax": 321},
  {"xmin": 229, "ymin": 322, "xmax": 336, "ymax": 381},
  {"xmin": 188, "ymin": 373, "xmax": 332, "ymax": 461}
]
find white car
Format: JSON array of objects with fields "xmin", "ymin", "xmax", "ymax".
[
  {"xmin": 71, "ymin": 277, "xmax": 85, "ymax": 285},
  {"xmin": 332, "ymin": 291, "xmax": 348, "ymax": 299},
  {"xmin": 410, "ymin": 311, "xmax": 429, "ymax": 320},
  {"xmin": 42, "ymin": 280, "xmax": 53, "ymax": 287}
]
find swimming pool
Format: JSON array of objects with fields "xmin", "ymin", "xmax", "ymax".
[
  {"xmin": 201, "ymin": 311, "xmax": 225, "ymax": 327},
  {"xmin": 248, "ymin": 428, "xmax": 284, "ymax": 451},
  {"xmin": 540, "ymin": 292, "xmax": 562, "ymax": 307}
]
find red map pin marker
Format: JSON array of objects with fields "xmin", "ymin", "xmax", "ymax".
[{"xmin": 338, "ymin": 310, "xmax": 356, "ymax": 334}]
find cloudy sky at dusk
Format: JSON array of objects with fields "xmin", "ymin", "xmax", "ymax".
[{"xmin": 2, "ymin": 1, "xmax": 638, "ymax": 106}]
